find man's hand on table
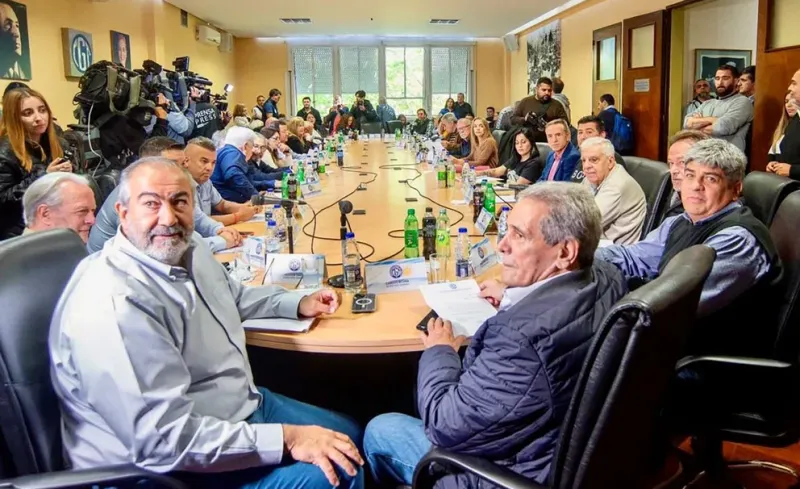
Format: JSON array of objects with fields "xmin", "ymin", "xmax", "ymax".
[
  {"xmin": 298, "ymin": 289, "xmax": 340, "ymax": 317},
  {"xmin": 479, "ymin": 279, "xmax": 507, "ymax": 308},
  {"xmin": 236, "ymin": 206, "xmax": 257, "ymax": 222},
  {"xmin": 282, "ymin": 424, "xmax": 363, "ymax": 487},
  {"xmin": 421, "ymin": 317, "xmax": 465, "ymax": 351},
  {"xmin": 218, "ymin": 227, "xmax": 242, "ymax": 249}
]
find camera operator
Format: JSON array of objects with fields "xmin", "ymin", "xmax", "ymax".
[
  {"xmin": 190, "ymin": 86, "xmax": 223, "ymax": 139},
  {"xmin": 145, "ymin": 93, "xmax": 194, "ymax": 144}
]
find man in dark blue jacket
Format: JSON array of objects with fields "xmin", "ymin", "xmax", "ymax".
[
  {"xmin": 264, "ymin": 88, "xmax": 281, "ymax": 120},
  {"xmin": 211, "ymin": 127, "xmax": 267, "ymax": 203},
  {"xmin": 364, "ymin": 182, "xmax": 628, "ymax": 487},
  {"xmin": 539, "ymin": 119, "xmax": 581, "ymax": 182}
]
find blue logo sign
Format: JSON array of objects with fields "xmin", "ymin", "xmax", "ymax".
[
  {"xmin": 477, "ymin": 247, "xmax": 485, "ymax": 259},
  {"xmin": 389, "ymin": 265, "xmax": 403, "ymax": 279},
  {"xmin": 71, "ymin": 34, "xmax": 93, "ymax": 74},
  {"xmin": 289, "ymin": 259, "xmax": 301, "ymax": 271}
]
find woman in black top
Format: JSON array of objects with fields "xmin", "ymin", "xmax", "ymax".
[
  {"xmin": 0, "ymin": 88, "xmax": 69, "ymax": 240},
  {"xmin": 767, "ymin": 92, "xmax": 800, "ymax": 179},
  {"xmin": 475, "ymin": 127, "xmax": 541, "ymax": 185},
  {"xmin": 286, "ymin": 116, "xmax": 310, "ymax": 154}
]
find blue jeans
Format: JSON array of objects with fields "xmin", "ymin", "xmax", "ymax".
[
  {"xmin": 364, "ymin": 413, "xmax": 432, "ymax": 486},
  {"xmin": 177, "ymin": 387, "xmax": 364, "ymax": 489}
]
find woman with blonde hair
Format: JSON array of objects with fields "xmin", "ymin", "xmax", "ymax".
[
  {"xmin": 766, "ymin": 91, "xmax": 800, "ymax": 178},
  {"xmin": 453, "ymin": 117, "xmax": 498, "ymax": 171},
  {"xmin": 286, "ymin": 116, "xmax": 309, "ymax": 154},
  {"xmin": 0, "ymin": 88, "xmax": 69, "ymax": 239}
]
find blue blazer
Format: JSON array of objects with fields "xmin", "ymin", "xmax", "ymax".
[
  {"xmin": 538, "ymin": 142, "xmax": 581, "ymax": 182},
  {"xmin": 211, "ymin": 145, "xmax": 259, "ymax": 204}
]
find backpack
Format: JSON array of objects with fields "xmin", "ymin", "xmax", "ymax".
[{"xmin": 610, "ymin": 109, "xmax": 634, "ymax": 155}]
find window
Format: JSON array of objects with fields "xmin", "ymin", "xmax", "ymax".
[
  {"xmin": 597, "ymin": 37, "xmax": 616, "ymax": 81},
  {"xmin": 385, "ymin": 47, "xmax": 425, "ymax": 116},
  {"xmin": 292, "ymin": 47, "xmax": 334, "ymax": 114},
  {"xmin": 430, "ymin": 47, "xmax": 469, "ymax": 114},
  {"xmin": 339, "ymin": 47, "xmax": 379, "ymax": 107}
]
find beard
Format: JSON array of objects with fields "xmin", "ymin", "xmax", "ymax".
[
  {"xmin": 129, "ymin": 224, "xmax": 193, "ymax": 266},
  {"xmin": 715, "ymin": 84, "xmax": 735, "ymax": 97}
]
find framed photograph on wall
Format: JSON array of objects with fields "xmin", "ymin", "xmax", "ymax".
[
  {"xmin": 694, "ymin": 49, "xmax": 752, "ymax": 88},
  {"xmin": 0, "ymin": 0, "xmax": 31, "ymax": 80},
  {"xmin": 62, "ymin": 28, "xmax": 93, "ymax": 78},
  {"xmin": 110, "ymin": 31, "xmax": 130, "ymax": 69}
]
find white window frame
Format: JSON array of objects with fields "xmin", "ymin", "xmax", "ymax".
[
  {"xmin": 288, "ymin": 42, "xmax": 474, "ymax": 116},
  {"xmin": 290, "ymin": 46, "xmax": 335, "ymax": 114}
]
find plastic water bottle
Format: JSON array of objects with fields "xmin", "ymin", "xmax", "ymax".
[
  {"xmin": 404, "ymin": 209, "xmax": 420, "ymax": 258},
  {"xmin": 266, "ymin": 220, "xmax": 281, "ymax": 253},
  {"xmin": 273, "ymin": 204, "xmax": 286, "ymax": 243},
  {"xmin": 281, "ymin": 172, "xmax": 289, "ymax": 199},
  {"xmin": 297, "ymin": 162, "xmax": 306, "ymax": 184},
  {"xmin": 472, "ymin": 183, "xmax": 485, "ymax": 224},
  {"xmin": 343, "ymin": 232, "xmax": 363, "ymax": 293},
  {"xmin": 437, "ymin": 161, "xmax": 446, "ymax": 188},
  {"xmin": 435, "ymin": 209, "xmax": 450, "ymax": 258},
  {"xmin": 455, "ymin": 227, "xmax": 471, "ymax": 279},
  {"xmin": 318, "ymin": 153, "xmax": 326, "ymax": 174},
  {"xmin": 446, "ymin": 163, "xmax": 455, "ymax": 188},
  {"xmin": 336, "ymin": 143, "xmax": 344, "ymax": 167},
  {"xmin": 497, "ymin": 206, "xmax": 510, "ymax": 247}
]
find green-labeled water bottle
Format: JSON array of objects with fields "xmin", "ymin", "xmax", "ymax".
[
  {"xmin": 435, "ymin": 209, "xmax": 450, "ymax": 258},
  {"xmin": 484, "ymin": 183, "xmax": 496, "ymax": 216},
  {"xmin": 395, "ymin": 128, "xmax": 401, "ymax": 141},
  {"xmin": 437, "ymin": 161, "xmax": 446, "ymax": 189},
  {"xmin": 281, "ymin": 172, "xmax": 289, "ymax": 199},
  {"xmin": 446, "ymin": 163, "xmax": 455, "ymax": 188},
  {"xmin": 297, "ymin": 162, "xmax": 306, "ymax": 185},
  {"xmin": 404, "ymin": 209, "xmax": 420, "ymax": 258}
]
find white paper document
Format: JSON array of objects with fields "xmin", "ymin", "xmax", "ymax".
[
  {"xmin": 242, "ymin": 317, "xmax": 315, "ymax": 333},
  {"xmin": 215, "ymin": 246, "xmax": 243, "ymax": 255},
  {"xmin": 419, "ymin": 280, "xmax": 498, "ymax": 337}
]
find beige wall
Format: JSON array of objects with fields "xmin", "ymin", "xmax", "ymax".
[
  {"xmin": 512, "ymin": 0, "xmax": 679, "ymax": 119},
  {"xmin": 234, "ymin": 39, "xmax": 289, "ymax": 116},
  {"xmin": 475, "ymin": 39, "xmax": 506, "ymax": 117},
  {"xmin": 0, "ymin": 0, "xmax": 234, "ymax": 123}
]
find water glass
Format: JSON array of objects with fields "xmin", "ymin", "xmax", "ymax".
[
  {"xmin": 230, "ymin": 252, "xmax": 254, "ymax": 283},
  {"xmin": 429, "ymin": 254, "xmax": 448, "ymax": 284},
  {"xmin": 299, "ymin": 255, "xmax": 323, "ymax": 289}
]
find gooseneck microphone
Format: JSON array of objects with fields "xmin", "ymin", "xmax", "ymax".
[{"xmin": 328, "ymin": 200, "xmax": 354, "ymax": 289}]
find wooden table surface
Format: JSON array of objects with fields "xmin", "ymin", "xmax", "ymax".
[{"xmin": 216, "ymin": 139, "xmax": 506, "ymax": 354}]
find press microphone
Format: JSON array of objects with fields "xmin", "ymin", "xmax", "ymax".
[
  {"xmin": 338, "ymin": 200, "xmax": 353, "ymax": 215},
  {"xmin": 328, "ymin": 199, "xmax": 354, "ymax": 289},
  {"xmin": 251, "ymin": 194, "xmax": 308, "ymax": 206}
]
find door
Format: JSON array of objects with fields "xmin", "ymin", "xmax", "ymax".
[
  {"xmin": 622, "ymin": 11, "xmax": 669, "ymax": 160},
  {"xmin": 592, "ymin": 24, "xmax": 622, "ymax": 117}
]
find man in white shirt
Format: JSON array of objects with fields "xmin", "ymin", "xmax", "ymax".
[
  {"xmin": 22, "ymin": 173, "xmax": 96, "ymax": 242},
  {"xmin": 50, "ymin": 157, "xmax": 364, "ymax": 489},
  {"xmin": 580, "ymin": 137, "xmax": 646, "ymax": 244}
]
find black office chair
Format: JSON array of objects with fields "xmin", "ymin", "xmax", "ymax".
[
  {"xmin": 741, "ymin": 171, "xmax": 800, "ymax": 227},
  {"xmin": 0, "ymin": 230, "xmax": 186, "ymax": 488},
  {"xmin": 492, "ymin": 129, "xmax": 505, "ymax": 148},
  {"xmin": 623, "ymin": 156, "xmax": 673, "ymax": 238},
  {"xmin": 413, "ymin": 245, "xmax": 716, "ymax": 489},
  {"xmin": 535, "ymin": 143, "xmax": 552, "ymax": 170},
  {"xmin": 359, "ymin": 122, "xmax": 382, "ymax": 135},
  {"xmin": 387, "ymin": 120, "xmax": 404, "ymax": 134},
  {"xmin": 673, "ymin": 190, "xmax": 800, "ymax": 487}
]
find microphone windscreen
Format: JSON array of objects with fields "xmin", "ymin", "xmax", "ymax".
[
  {"xmin": 251, "ymin": 194, "xmax": 261, "ymax": 205},
  {"xmin": 339, "ymin": 200, "xmax": 353, "ymax": 214}
]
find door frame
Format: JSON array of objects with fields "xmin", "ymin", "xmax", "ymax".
[{"xmin": 592, "ymin": 23, "xmax": 623, "ymax": 113}]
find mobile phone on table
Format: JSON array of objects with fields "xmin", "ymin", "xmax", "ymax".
[{"xmin": 352, "ymin": 293, "xmax": 377, "ymax": 313}]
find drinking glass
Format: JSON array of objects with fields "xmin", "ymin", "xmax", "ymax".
[{"xmin": 429, "ymin": 254, "xmax": 448, "ymax": 284}]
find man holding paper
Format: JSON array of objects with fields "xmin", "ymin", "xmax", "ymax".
[
  {"xmin": 363, "ymin": 182, "xmax": 627, "ymax": 487},
  {"xmin": 50, "ymin": 158, "xmax": 364, "ymax": 489}
]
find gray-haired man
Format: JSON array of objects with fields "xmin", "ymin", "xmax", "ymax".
[
  {"xmin": 364, "ymin": 182, "xmax": 627, "ymax": 487},
  {"xmin": 596, "ymin": 138, "xmax": 781, "ymax": 355},
  {"xmin": 22, "ymin": 172, "xmax": 96, "ymax": 242},
  {"xmin": 50, "ymin": 157, "xmax": 364, "ymax": 489}
]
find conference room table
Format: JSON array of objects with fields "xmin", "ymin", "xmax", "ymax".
[{"xmin": 217, "ymin": 138, "xmax": 509, "ymax": 355}]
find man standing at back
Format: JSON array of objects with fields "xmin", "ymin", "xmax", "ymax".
[
  {"xmin": 512, "ymin": 77, "xmax": 569, "ymax": 142},
  {"xmin": 264, "ymin": 89, "xmax": 281, "ymax": 120},
  {"xmin": 683, "ymin": 65, "xmax": 753, "ymax": 152},
  {"xmin": 350, "ymin": 90, "xmax": 378, "ymax": 129},
  {"xmin": 297, "ymin": 96, "xmax": 323, "ymax": 131},
  {"xmin": 50, "ymin": 158, "xmax": 364, "ymax": 489},
  {"xmin": 363, "ymin": 183, "xmax": 627, "ymax": 487}
]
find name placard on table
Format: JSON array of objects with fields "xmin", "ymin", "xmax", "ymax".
[
  {"xmin": 469, "ymin": 238, "xmax": 499, "ymax": 276},
  {"xmin": 365, "ymin": 257, "xmax": 428, "ymax": 294},
  {"xmin": 264, "ymin": 253, "xmax": 325, "ymax": 287}
]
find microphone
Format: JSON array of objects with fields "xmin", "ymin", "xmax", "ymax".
[
  {"xmin": 251, "ymin": 194, "xmax": 308, "ymax": 206},
  {"xmin": 338, "ymin": 200, "xmax": 353, "ymax": 215},
  {"xmin": 328, "ymin": 199, "xmax": 354, "ymax": 289}
]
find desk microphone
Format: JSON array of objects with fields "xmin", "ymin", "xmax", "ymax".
[
  {"xmin": 251, "ymin": 195, "xmax": 308, "ymax": 206},
  {"xmin": 328, "ymin": 200, "xmax": 353, "ymax": 289}
]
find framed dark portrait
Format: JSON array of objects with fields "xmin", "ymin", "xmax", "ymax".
[
  {"xmin": 110, "ymin": 30, "xmax": 130, "ymax": 70},
  {"xmin": 0, "ymin": 0, "xmax": 31, "ymax": 80}
]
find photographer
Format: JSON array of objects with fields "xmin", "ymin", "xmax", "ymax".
[
  {"xmin": 161, "ymin": 93, "xmax": 195, "ymax": 144},
  {"xmin": 349, "ymin": 90, "xmax": 378, "ymax": 130},
  {"xmin": 324, "ymin": 95, "xmax": 349, "ymax": 134},
  {"xmin": 190, "ymin": 86, "xmax": 223, "ymax": 139},
  {"xmin": 0, "ymin": 88, "xmax": 69, "ymax": 240}
]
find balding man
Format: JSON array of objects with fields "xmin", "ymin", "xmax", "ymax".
[
  {"xmin": 580, "ymin": 137, "xmax": 645, "ymax": 244},
  {"xmin": 50, "ymin": 157, "xmax": 364, "ymax": 489},
  {"xmin": 364, "ymin": 183, "xmax": 627, "ymax": 487},
  {"xmin": 87, "ymin": 137, "xmax": 241, "ymax": 253},
  {"xmin": 22, "ymin": 173, "xmax": 95, "ymax": 242},
  {"xmin": 596, "ymin": 139, "xmax": 781, "ymax": 356},
  {"xmin": 212, "ymin": 126, "xmax": 270, "ymax": 203},
  {"xmin": 439, "ymin": 113, "xmax": 460, "ymax": 154},
  {"xmin": 452, "ymin": 118, "xmax": 472, "ymax": 157}
]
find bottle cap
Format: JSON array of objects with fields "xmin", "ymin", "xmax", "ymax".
[
  {"xmin": 408, "ymin": 209, "xmax": 416, "ymax": 215},
  {"xmin": 268, "ymin": 220, "xmax": 276, "ymax": 226},
  {"xmin": 459, "ymin": 227, "xmax": 467, "ymax": 233},
  {"xmin": 273, "ymin": 204, "xmax": 281, "ymax": 208},
  {"xmin": 425, "ymin": 207, "xmax": 433, "ymax": 212},
  {"xmin": 502, "ymin": 206, "xmax": 510, "ymax": 211},
  {"xmin": 346, "ymin": 232, "xmax": 355, "ymax": 239}
]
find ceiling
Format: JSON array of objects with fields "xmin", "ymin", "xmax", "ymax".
[{"xmin": 164, "ymin": 0, "xmax": 569, "ymax": 39}]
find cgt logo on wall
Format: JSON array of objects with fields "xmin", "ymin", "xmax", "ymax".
[{"xmin": 62, "ymin": 28, "xmax": 94, "ymax": 77}]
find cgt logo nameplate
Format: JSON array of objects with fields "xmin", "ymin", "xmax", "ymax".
[
  {"xmin": 264, "ymin": 253, "xmax": 325, "ymax": 285},
  {"xmin": 365, "ymin": 258, "xmax": 428, "ymax": 294}
]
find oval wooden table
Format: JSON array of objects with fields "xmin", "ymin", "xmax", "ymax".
[{"xmin": 216, "ymin": 139, "xmax": 506, "ymax": 355}]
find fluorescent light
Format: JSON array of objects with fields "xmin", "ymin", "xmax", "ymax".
[{"xmin": 505, "ymin": 0, "xmax": 588, "ymax": 36}]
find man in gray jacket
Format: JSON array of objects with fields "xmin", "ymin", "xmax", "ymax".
[
  {"xmin": 363, "ymin": 183, "xmax": 628, "ymax": 487},
  {"xmin": 683, "ymin": 64, "xmax": 753, "ymax": 152}
]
